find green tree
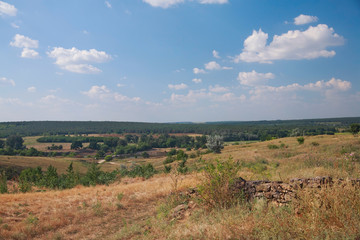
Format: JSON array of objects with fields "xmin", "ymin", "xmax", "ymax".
[
  {"xmin": 297, "ymin": 136, "xmax": 305, "ymax": 145},
  {"xmin": 0, "ymin": 140, "xmax": 4, "ymax": 149},
  {"xmin": 206, "ymin": 135, "xmax": 224, "ymax": 153},
  {"xmin": 350, "ymin": 123, "xmax": 360, "ymax": 136},
  {"xmin": 71, "ymin": 141, "xmax": 83, "ymax": 150},
  {"xmin": 6, "ymin": 135, "xmax": 24, "ymax": 150}
]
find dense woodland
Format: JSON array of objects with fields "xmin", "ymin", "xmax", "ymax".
[{"xmin": 0, "ymin": 117, "xmax": 359, "ymax": 140}]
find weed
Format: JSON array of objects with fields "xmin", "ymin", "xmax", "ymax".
[
  {"xmin": 92, "ymin": 201, "xmax": 103, "ymax": 216},
  {"xmin": 26, "ymin": 213, "xmax": 39, "ymax": 225},
  {"xmin": 0, "ymin": 171, "xmax": 7, "ymax": 194},
  {"xmin": 267, "ymin": 144, "xmax": 279, "ymax": 149},
  {"xmin": 311, "ymin": 141, "xmax": 320, "ymax": 146},
  {"xmin": 198, "ymin": 157, "xmax": 242, "ymax": 209}
]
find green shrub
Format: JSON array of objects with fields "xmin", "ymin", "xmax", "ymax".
[
  {"xmin": 198, "ymin": 157, "xmax": 242, "ymax": 209},
  {"xmin": 311, "ymin": 141, "xmax": 320, "ymax": 146},
  {"xmin": 0, "ymin": 171, "xmax": 7, "ymax": 194},
  {"xmin": 267, "ymin": 144, "xmax": 279, "ymax": 149},
  {"xmin": 105, "ymin": 155, "xmax": 113, "ymax": 161},
  {"xmin": 164, "ymin": 165, "xmax": 172, "ymax": 173},
  {"xmin": 297, "ymin": 137, "xmax": 305, "ymax": 145}
]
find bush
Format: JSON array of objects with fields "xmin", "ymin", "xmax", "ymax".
[
  {"xmin": 198, "ymin": 157, "xmax": 242, "ymax": 208},
  {"xmin": 142, "ymin": 152, "xmax": 150, "ymax": 158},
  {"xmin": 105, "ymin": 155, "xmax": 113, "ymax": 161},
  {"xmin": 267, "ymin": 144, "xmax": 279, "ymax": 149},
  {"xmin": 164, "ymin": 165, "xmax": 172, "ymax": 173},
  {"xmin": 0, "ymin": 171, "xmax": 7, "ymax": 194},
  {"xmin": 297, "ymin": 137, "xmax": 305, "ymax": 145},
  {"xmin": 206, "ymin": 135, "xmax": 224, "ymax": 153},
  {"xmin": 311, "ymin": 141, "xmax": 320, "ymax": 146}
]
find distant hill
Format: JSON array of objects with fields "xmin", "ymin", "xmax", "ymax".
[{"xmin": 0, "ymin": 117, "xmax": 359, "ymax": 139}]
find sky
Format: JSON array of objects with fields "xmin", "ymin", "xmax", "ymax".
[{"xmin": 0, "ymin": 0, "xmax": 359, "ymax": 122}]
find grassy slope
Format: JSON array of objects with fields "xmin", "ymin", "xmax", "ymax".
[{"xmin": 0, "ymin": 134, "xmax": 360, "ymax": 239}]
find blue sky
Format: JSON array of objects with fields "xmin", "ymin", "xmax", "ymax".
[{"xmin": 0, "ymin": 0, "xmax": 359, "ymax": 122}]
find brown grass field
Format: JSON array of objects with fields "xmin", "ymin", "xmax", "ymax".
[{"xmin": 1, "ymin": 134, "xmax": 360, "ymax": 239}]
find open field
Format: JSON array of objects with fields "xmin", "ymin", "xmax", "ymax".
[{"xmin": 1, "ymin": 134, "xmax": 360, "ymax": 239}]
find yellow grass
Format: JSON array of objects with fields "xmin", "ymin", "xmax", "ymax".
[{"xmin": 1, "ymin": 134, "xmax": 360, "ymax": 239}]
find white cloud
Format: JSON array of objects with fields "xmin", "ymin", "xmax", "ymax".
[
  {"xmin": 193, "ymin": 67, "xmax": 206, "ymax": 74},
  {"xmin": 117, "ymin": 83, "xmax": 126, "ymax": 88},
  {"xmin": 0, "ymin": 1, "xmax": 17, "ymax": 16},
  {"xmin": 170, "ymin": 88, "xmax": 244, "ymax": 104},
  {"xmin": 235, "ymin": 24, "xmax": 345, "ymax": 63},
  {"xmin": 205, "ymin": 61, "xmax": 221, "ymax": 70},
  {"xmin": 21, "ymin": 48, "xmax": 39, "ymax": 59},
  {"xmin": 209, "ymin": 84, "xmax": 229, "ymax": 92},
  {"xmin": 82, "ymin": 85, "xmax": 141, "ymax": 102},
  {"xmin": 238, "ymin": 70, "xmax": 275, "ymax": 86},
  {"xmin": 303, "ymin": 78, "xmax": 351, "ymax": 91},
  {"xmin": 168, "ymin": 83, "xmax": 188, "ymax": 90},
  {"xmin": 212, "ymin": 50, "xmax": 220, "ymax": 58},
  {"xmin": 192, "ymin": 78, "xmax": 202, "ymax": 84},
  {"xmin": 198, "ymin": 0, "xmax": 228, "ymax": 4},
  {"xmin": 249, "ymin": 78, "xmax": 351, "ymax": 100},
  {"xmin": 10, "ymin": 34, "xmax": 39, "ymax": 49},
  {"xmin": 47, "ymin": 47, "xmax": 111, "ymax": 74},
  {"xmin": 204, "ymin": 61, "xmax": 232, "ymax": 70},
  {"xmin": 105, "ymin": 1, "xmax": 112, "ymax": 8},
  {"xmin": 143, "ymin": 0, "xmax": 184, "ymax": 8},
  {"xmin": 0, "ymin": 77, "xmax": 15, "ymax": 86},
  {"xmin": 294, "ymin": 14, "xmax": 318, "ymax": 25},
  {"xmin": 27, "ymin": 86, "xmax": 36, "ymax": 92},
  {"xmin": 11, "ymin": 22, "xmax": 19, "ymax": 28}
]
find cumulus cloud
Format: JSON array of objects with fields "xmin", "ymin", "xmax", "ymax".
[
  {"xmin": 0, "ymin": 1, "xmax": 17, "ymax": 16},
  {"xmin": 170, "ymin": 88, "xmax": 244, "ymax": 104},
  {"xmin": 192, "ymin": 78, "xmax": 202, "ymax": 83},
  {"xmin": 209, "ymin": 84, "xmax": 229, "ymax": 92},
  {"xmin": 105, "ymin": 1, "xmax": 112, "ymax": 8},
  {"xmin": 10, "ymin": 34, "xmax": 39, "ymax": 49},
  {"xmin": 212, "ymin": 50, "xmax": 220, "ymax": 58},
  {"xmin": 249, "ymin": 78, "xmax": 351, "ymax": 100},
  {"xmin": 47, "ymin": 47, "xmax": 111, "ymax": 74},
  {"xmin": 205, "ymin": 61, "xmax": 221, "ymax": 70},
  {"xmin": 168, "ymin": 83, "xmax": 188, "ymax": 90},
  {"xmin": 294, "ymin": 14, "xmax": 318, "ymax": 25},
  {"xmin": 238, "ymin": 70, "xmax": 275, "ymax": 86},
  {"xmin": 204, "ymin": 61, "xmax": 232, "ymax": 70},
  {"xmin": 235, "ymin": 24, "xmax": 344, "ymax": 63},
  {"xmin": 21, "ymin": 48, "xmax": 39, "ymax": 59},
  {"xmin": 193, "ymin": 67, "xmax": 206, "ymax": 74},
  {"xmin": 0, "ymin": 77, "xmax": 15, "ymax": 86},
  {"xmin": 143, "ymin": 0, "xmax": 184, "ymax": 8},
  {"xmin": 82, "ymin": 85, "xmax": 141, "ymax": 102},
  {"xmin": 27, "ymin": 86, "xmax": 36, "ymax": 92},
  {"xmin": 198, "ymin": 0, "xmax": 228, "ymax": 4}
]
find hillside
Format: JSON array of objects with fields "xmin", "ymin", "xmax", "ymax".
[{"xmin": 0, "ymin": 134, "xmax": 360, "ymax": 239}]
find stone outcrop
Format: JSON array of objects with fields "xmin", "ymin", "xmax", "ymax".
[{"xmin": 233, "ymin": 176, "xmax": 360, "ymax": 205}]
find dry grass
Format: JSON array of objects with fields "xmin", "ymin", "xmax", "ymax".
[
  {"xmin": 1, "ymin": 134, "xmax": 360, "ymax": 239},
  {"xmin": 0, "ymin": 174, "xmax": 200, "ymax": 240}
]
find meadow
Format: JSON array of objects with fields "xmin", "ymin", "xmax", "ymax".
[{"xmin": 0, "ymin": 134, "xmax": 359, "ymax": 239}]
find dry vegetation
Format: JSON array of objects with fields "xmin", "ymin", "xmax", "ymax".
[{"xmin": 1, "ymin": 134, "xmax": 360, "ymax": 239}]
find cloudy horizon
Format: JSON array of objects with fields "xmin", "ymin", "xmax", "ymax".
[{"xmin": 1, "ymin": 0, "xmax": 359, "ymax": 122}]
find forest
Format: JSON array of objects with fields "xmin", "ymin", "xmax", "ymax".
[{"xmin": 0, "ymin": 117, "xmax": 358, "ymax": 140}]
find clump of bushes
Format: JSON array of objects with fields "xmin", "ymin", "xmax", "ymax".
[
  {"xmin": 198, "ymin": 157, "xmax": 242, "ymax": 208},
  {"xmin": 297, "ymin": 137, "xmax": 305, "ymax": 145}
]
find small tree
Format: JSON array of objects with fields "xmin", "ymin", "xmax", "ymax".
[
  {"xmin": 350, "ymin": 123, "xmax": 360, "ymax": 137},
  {"xmin": 206, "ymin": 135, "xmax": 224, "ymax": 153},
  {"xmin": 297, "ymin": 136, "xmax": 305, "ymax": 145},
  {"xmin": 6, "ymin": 135, "xmax": 24, "ymax": 150},
  {"xmin": 71, "ymin": 141, "xmax": 83, "ymax": 150}
]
